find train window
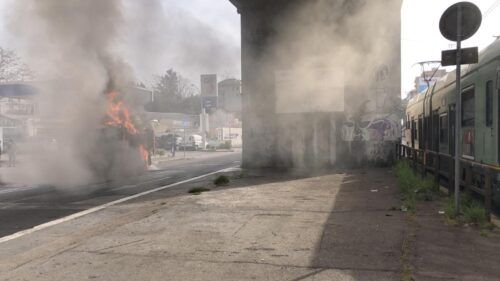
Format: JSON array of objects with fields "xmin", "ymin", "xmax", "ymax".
[
  {"xmin": 461, "ymin": 87, "xmax": 475, "ymax": 127},
  {"xmin": 486, "ymin": 80, "xmax": 493, "ymax": 127},
  {"xmin": 439, "ymin": 114, "xmax": 448, "ymax": 144}
]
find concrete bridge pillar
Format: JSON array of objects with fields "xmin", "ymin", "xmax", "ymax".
[{"xmin": 230, "ymin": 0, "xmax": 402, "ymax": 169}]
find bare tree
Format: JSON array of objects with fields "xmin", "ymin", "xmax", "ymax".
[
  {"xmin": 178, "ymin": 76, "xmax": 198, "ymax": 98},
  {"xmin": 0, "ymin": 47, "xmax": 34, "ymax": 83}
]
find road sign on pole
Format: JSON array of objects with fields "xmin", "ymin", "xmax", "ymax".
[
  {"xmin": 202, "ymin": 96, "xmax": 218, "ymax": 110},
  {"xmin": 441, "ymin": 47, "xmax": 478, "ymax": 66},
  {"xmin": 439, "ymin": 1, "xmax": 481, "ymax": 217}
]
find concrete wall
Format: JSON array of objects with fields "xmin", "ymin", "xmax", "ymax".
[{"xmin": 231, "ymin": 0, "xmax": 402, "ymax": 169}]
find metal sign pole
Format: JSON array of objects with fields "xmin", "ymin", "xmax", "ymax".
[
  {"xmin": 439, "ymin": 2, "xmax": 481, "ymax": 216},
  {"xmin": 454, "ymin": 5, "xmax": 463, "ymax": 216}
]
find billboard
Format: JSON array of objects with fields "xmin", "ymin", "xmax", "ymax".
[{"xmin": 200, "ymin": 74, "xmax": 217, "ymax": 97}]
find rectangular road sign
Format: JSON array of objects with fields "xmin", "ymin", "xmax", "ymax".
[
  {"xmin": 200, "ymin": 74, "xmax": 217, "ymax": 97},
  {"xmin": 441, "ymin": 47, "xmax": 478, "ymax": 66},
  {"xmin": 202, "ymin": 96, "xmax": 218, "ymax": 110}
]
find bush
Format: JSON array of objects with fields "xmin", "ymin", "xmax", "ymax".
[
  {"xmin": 218, "ymin": 141, "xmax": 232, "ymax": 150},
  {"xmin": 214, "ymin": 175, "xmax": 229, "ymax": 186}
]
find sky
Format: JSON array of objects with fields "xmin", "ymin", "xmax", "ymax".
[
  {"xmin": 401, "ymin": 0, "xmax": 500, "ymax": 97},
  {"xmin": 0, "ymin": 0, "xmax": 499, "ymax": 97}
]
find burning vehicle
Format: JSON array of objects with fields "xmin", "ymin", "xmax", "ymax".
[{"xmin": 87, "ymin": 84, "xmax": 153, "ymax": 180}]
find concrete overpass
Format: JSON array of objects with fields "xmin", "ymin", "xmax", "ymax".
[{"xmin": 230, "ymin": 0, "xmax": 402, "ymax": 169}]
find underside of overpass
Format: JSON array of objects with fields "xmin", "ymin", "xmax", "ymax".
[{"xmin": 230, "ymin": 0, "xmax": 402, "ymax": 169}]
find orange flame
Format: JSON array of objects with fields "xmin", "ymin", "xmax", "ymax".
[
  {"xmin": 105, "ymin": 90, "xmax": 148, "ymax": 167},
  {"xmin": 139, "ymin": 145, "xmax": 149, "ymax": 163},
  {"xmin": 105, "ymin": 91, "xmax": 138, "ymax": 135}
]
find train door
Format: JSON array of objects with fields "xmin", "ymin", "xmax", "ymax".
[
  {"xmin": 449, "ymin": 104, "xmax": 455, "ymax": 156},
  {"xmin": 483, "ymin": 80, "xmax": 495, "ymax": 164},
  {"xmin": 418, "ymin": 115, "xmax": 423, "ymax": 149},
  {"xmin": 461, "ymin": 86, "xmax": 475, "ymax": 159},
  {"xmin": 439, "ymin": 112, "xmax": 449, "ymax": 154},
  {"xmin": 411, "ymin": 117, "xmax": 416, "ymax": 148},
  {"xmin": 432, "ymin": 110, "xmax": 439, "ymax": 152}
]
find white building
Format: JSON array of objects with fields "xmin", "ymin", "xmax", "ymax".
[
  {"xmin": 0, "ymin": 83, "xmax": 38, "ymax": 145},
  {"xmin": 217, "ymin": 78, "xmax": 241, "ymax": 113}
]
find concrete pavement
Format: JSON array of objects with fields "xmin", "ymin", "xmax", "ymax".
[
  {"xmin": 409, "ymin": 200, "xmax": 500, "ymax": 281},
  {"xmin": 0, "ymin": 168, "xmax": 405, "ymax": 281},
  {"xmin": 1, "ymin": 166, "xmax": 499, "ymax": 280}
]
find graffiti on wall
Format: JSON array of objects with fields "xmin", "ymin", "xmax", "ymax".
[
  {"xmin": 341, "ymin": 113, "xmax": 400, "ymax": 142},
  {"xmin": 340, "ymin": 64, "xmax": 402, "ymax": 162}
]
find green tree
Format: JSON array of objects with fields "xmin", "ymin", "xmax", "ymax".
[{"xmin": 146, "ymin": 69, "xmax": 201, "ymax": 114}]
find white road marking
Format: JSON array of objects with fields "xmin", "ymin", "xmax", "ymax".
[{"xmin": 0, "ymin": 166, "xmax": 239, "ymax": 244}]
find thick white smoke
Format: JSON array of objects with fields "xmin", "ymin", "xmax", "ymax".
[{"xmin": 1, "ymin": 0, "xmax": 145, "ymax": 187}]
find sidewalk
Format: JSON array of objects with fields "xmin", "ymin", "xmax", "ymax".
[
  {"xmin": 0, "ymin": 167, "xmax": 499, "ymax": 280},
  {"xmin": 409, "ymin": 200, "xmax": 500, "ymax": 281}
]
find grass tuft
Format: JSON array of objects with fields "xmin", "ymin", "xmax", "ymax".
[
  {"xmin": 444, "ymin": 194, "xmax": 494, "ymax": 230},
  {"xmin": 394, "ymin": 160, "xmax": 440, "ymax": 212},
  {"xmin": 214, "ymin": 175, "xmax": 230, "ymax": 186},
  {"xmin": 188, "ymin": 187, "xmax": 210, "ymax": 195}
]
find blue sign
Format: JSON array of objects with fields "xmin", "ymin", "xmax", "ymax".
[{"xmin": 202, "ymin": 96, "xmax": 218, "ymax": 110}]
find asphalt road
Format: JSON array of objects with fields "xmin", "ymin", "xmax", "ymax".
[{"xmin": 0, "ymin": 151, "xmax": 241, "ymax": 238}]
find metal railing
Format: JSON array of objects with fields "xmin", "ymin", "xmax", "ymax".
[{"xmin": 395, "ymin": 143, "xmax": 494, "ymax": 221}]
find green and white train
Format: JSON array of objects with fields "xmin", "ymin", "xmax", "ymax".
[{"xmin": 403, "ymin": 39, "xmax": 500, "ymax": 205}]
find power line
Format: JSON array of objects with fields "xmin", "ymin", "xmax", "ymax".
[{"xmin": 484, "ymin": 0, "xmax": 500, "ymax": 18}]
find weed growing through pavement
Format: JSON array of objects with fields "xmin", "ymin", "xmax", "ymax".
[
  {"xmin": 394, "ymin": 160, "xmax": 440, "ymax": 212},
  {"xmin": 188, "ymin": 187, "xmax": 210, "ymax": 195},
  {"xmin": 401, "ymin": 233, "xmax": 413, "ymax": 281},
  {"xmin": 444, "ymin": 194, "xmax": 494, "ymax": 230},
  {"xmin": 237, "ymin": 171, "xmax": 248, "ymax": 179},
  {"xmin": 214, "ymin": 175, "xmax": 230, "ymax": 186}
]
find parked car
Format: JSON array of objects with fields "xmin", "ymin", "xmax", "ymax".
[
  {"xmin": 206, "ymin": 139, "xmax": 232, "ymax": 150},
  {"xmin": 180, "ymin": 134, "xmax": 203, "ymax": 150},
  {"xmin": 156, "ymin": 134, "xmax": 182, "ymax": 150},
  {"xmin": 206, "ymin": 139, "xmax": 221, "ymax": 150}
]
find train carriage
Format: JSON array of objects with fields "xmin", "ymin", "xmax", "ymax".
[{"xmin": 403, "ymin": 39, "xmax": 500, "ymax": 206}]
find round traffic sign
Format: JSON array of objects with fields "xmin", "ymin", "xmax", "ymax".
[{"xmin": 439, "ymin": 2, "xmax": 482, "ymax": 42}]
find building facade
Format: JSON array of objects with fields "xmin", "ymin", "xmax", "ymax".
[{"xmin": 218, "ymin": 78, "xmax": 242, "ymax": 114}]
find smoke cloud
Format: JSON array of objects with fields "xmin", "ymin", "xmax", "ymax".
[
  {"xmin": 1, "ymin": 0, "xmax": 145, "ymax": 187},
  {"xmin": 241, "ymin": 0, "xmax": 401, "ymax": 169},
  {"xmin": 120, "ymin": 0, "xmax": 241, "ymax": 84},
  {"xmin": 0, "ymin": 0, "xmax": 241, "ymax": 187}
]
